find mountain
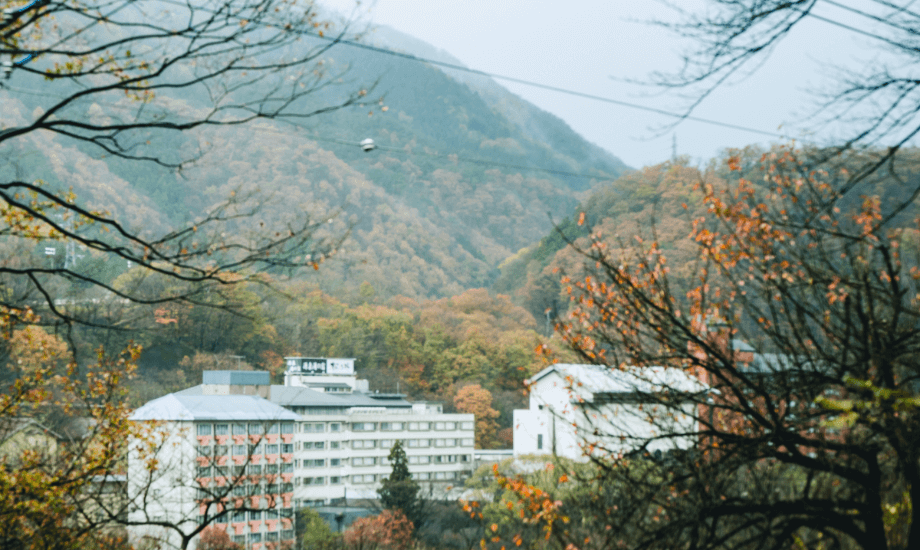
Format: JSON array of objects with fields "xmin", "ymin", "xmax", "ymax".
[{"xmin": 0, "ymin": 21, "xmax": 629, "ymax": 300}]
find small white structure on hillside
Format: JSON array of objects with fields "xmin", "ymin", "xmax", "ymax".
[{"xmin": 513, "ymin": 364, "xmax": 707, "ymax": 461}]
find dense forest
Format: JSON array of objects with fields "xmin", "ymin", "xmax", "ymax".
[{"xmin": 8, "ymin": 13, "xmax": 919, "ymax": 451}]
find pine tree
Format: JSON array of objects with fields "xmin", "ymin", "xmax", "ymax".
[{"xmin": 378, "ymin": 440, "xmax": 421, "ymax": 530}]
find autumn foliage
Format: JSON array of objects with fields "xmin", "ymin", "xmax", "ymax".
[
  {"xmin": 343, "ymin": 509, "xmax": 414, "ymax": 550},
  {"xmin": 454, "ymin": 384, "xmax": 501, "ymax": 449},
  {"xmin": 494, "ymin": 146, "xmax": 920, "ymax": 550},
  {"xmin": 197, "ymin": 526, "xmax": 243, "ymax": 550}
]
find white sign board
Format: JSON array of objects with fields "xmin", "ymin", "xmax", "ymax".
[{"xmin": 285, "ymin": 357, "xmax": 355, "ymax": 375}]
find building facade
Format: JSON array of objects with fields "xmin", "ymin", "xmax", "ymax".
[
  {"xmin": 128, "ymin": 361, "xmax": 474, "ymax": 550},
  {"xmin": 513, "ymin": 363, "xmax": 706, "ymax": 461}
]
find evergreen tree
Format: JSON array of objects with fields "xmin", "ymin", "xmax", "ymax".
[{"xmin": 378, "ymin": 440, "xmax": 422, "ymax": 529}]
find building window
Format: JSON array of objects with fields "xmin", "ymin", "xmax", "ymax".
[
  {"xmin": 408, "ymin": 455, "xmax": 430, "ymax": 465},
  {"xmin": 215, "ymin": 424, "xmax": 229, "ymax": 436},
  {"xmin": 460, "ymin": 421, "xmax": 474, "ymax": 430},
  {"xmin": 281, "ymin": 423, "xmax": 294, "ymax": 434},
  {"xmin": 249, "ymin": 533, "xmax": 262, "ymax": 543},
  {"xmin": 266, "ymin": 464, "xmax": 279, "ymax": 474},
  {"xmin": 352, "ymin": 457, "xmax": 376, "ymax": 467},
  {"xmin": 282, "ymin": 443, "xmax": 294, "ymax": 453},
  {"xmin": 249, "ymin": 423, "xmax": 264, "ymax": 436},
  {"xmin": 330, "ymin": 476, "xmax": 342, "ymax": 484},
  {"xmin": 196, "ymin": 445, "xmax": 211, "ymax": 456},
  {"xmin": 352, "ymin": 422, "xmax": 376, "ymax": 432},
  {"xmin": 302, "ymin": 477, "xmax": 325, "ymax": 486},
  {"xmin": 304, "ymin": 423, "xmax": 325, "ymax": 433},
  {"xmin": 197, "ymin": 466, "xmax": 212, "ymax": 477},
  {"xmin": 232, "ymin": 445, "xmax": 246, "ymax": 456},
  {"xmin": 352, "ymin": 440, "xmax": 376, "ymax": 449},
  {"xmin": 537, "ymin": 434, "xmax": 543, "ymax": 450},
  {"xmin": 282, "ymin": 463, "xmax": 294, "ymax": 473},
  {"xmin": 249, "ymin": 510, "xmax": 262, "ymax": 520},
  {"xmin": 266, "ymin": 444, "xmax": 279, "ymax": 454},
  {"xmin": 232, "ymin": 423, "xmax": 247, "ymax": 435},
  {"xmin": 380, "ymin": 422, "xmax": 404, "ymax": 431},
  {"xmin": 408, "ymin": 422, "xmax": 429, "ymax": 431},
  {"xmin": 330, "ymin": 458, "xmax": 341, "ymax": 467},
  {"xmin": 197, "ymin": 424, "xmax": 212, "ymax": 436},
  {"xmin": 380, "ymin": 439, "xmax": 394, "ymax": 449},
  {"xmin": 330, "ymin": 423, "xmax": 341, "ymax": 432},
  {"xmin": 303, "ymin": 459, "xmax": 325, "ymax": 468},
  {"xmin": 412, "ymin": 472, "xmax": 430, "ymax": 480},
  {"xmin": 352, "ymin": 474, "xmax": 376, "ymax": 484},
  {"xmin": 330, "ymin": 441, "xmax": 340, "ymax": 449},
  {"xmin": 232, "ymin": 511, "xmax": 246, "ymax": 522},
  {"xmin": 461, "ymin": 438, "xmax": 474, "ymax": 447},
  {"xmin": 232, "ymin": 536, "xmax": 245, "ymax": 546},
  {"xmin": 246, "ymin": 465, "xmax": 262, "ymax": 475}
]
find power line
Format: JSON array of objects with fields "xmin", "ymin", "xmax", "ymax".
[
  {"xmin": 0, "ymin": 85, "xmax": 621, "ymax": 180},
  {"xmin": 149, "ymin": 0, "xmax": 791, "ymax": 140},
  {"xmin": 307, "ymin": 34, "xmax": 789, "ymax": 140},
  {"xmin": 267, "ymin": 121, "xmax": 621, "ymax": 180}
]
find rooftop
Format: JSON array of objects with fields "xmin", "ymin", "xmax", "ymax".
[
  {"xmin": 130, "ymin": 394, "xmax": 300, "ymax": 422},
  {"xmin": 174, "ymin": 384, "xmax": 412, "ymax": 409},
  {"xmin": 528, "ymin": 363, "xmax": 708, "ymax": 396}
]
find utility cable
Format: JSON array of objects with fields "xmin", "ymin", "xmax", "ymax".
[
  {"xmin": 149, "ymin": 0, "xmax": 790, "ymax": 140},
  {"xmin": 1, "ymin": 84, "xmax": 622, "ymax": 180},
  {"xmin": 304, "ymin": 34, "xmax": 789, "ymax": 140}
]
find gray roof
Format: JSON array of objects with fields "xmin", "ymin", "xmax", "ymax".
[
  {"xmin": 529, "ymin": 363, "xmax": 708, "ymax": 395},
  {"xmin": 172, "ymin": 384, "xmax": 412, "ymax": 409},
  {"xmin": 202, "ymin": 370, "xmax": 270, "ymax": 386},
  {"xmin": 130, "ymin": 394, "xmax": 300, "ymax": 422},
  {"xmin": 269, "ymin": 386, "xmax": 411, "ymax": 408},
  {"xmin": 731, "ymin": 339, "xmax": 756, "ymax": 353}
]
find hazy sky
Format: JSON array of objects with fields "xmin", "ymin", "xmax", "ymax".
[{"xmin": 319, "ymin": 1, "xmax": 890, "ymax": 169}]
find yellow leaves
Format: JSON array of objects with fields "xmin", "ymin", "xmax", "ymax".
[{"xmin": 577, "ymin": 212, "xmax": 585, "ymax": 226}]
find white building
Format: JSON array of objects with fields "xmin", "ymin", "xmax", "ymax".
[
  {"xmin": 127, "ymin": 394, "xmax": 301, "ymax": 550},
  {"xmin": 129, "ymin": 361, "xmax": 474, "ymax": 550},
  {"xmin": 513, "ymin": 363, "xmax": 706, "ymax": 461}
]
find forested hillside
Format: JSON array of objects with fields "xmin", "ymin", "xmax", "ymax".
[
  {"xmin": 0, "ymin": 20, "xmax": 625, "ymax": 447},
  {"xmin": 495, "ymin": 146, "xmax": 920, "ymax": 324},
  {"xmin": 0, "ymin": 23, "xmax": 627, "ymax": 300}
]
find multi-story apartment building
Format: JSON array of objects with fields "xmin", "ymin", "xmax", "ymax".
[{"xmin": 128, "ymin": 359, "xmax": 475, "ymax": 550}]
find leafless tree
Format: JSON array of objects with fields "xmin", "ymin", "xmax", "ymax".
[
  {"xmin": 0, "ymin": 0, "xmax": 372, "ymax": 329},
  {"xmin": 653, "ymin": 0, "xmax": 920, "ymax": 180}
]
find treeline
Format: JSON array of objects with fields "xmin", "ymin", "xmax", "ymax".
[{"xmin": 64, "ymin": 280, "xmax": 566, "ymax": 449}]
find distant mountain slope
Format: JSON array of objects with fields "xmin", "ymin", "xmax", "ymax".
[
  {"xmin": 0, "ymin": 21, "xmax": 629, "ymax": 299},
  {"xmin": 364, "ymin": 25, "xmax": 629, "ymax": 190}
]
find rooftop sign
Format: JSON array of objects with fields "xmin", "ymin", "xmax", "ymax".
[{"xmin": 285, "ymin": 357, "xmax": 354, "ymax": 376}]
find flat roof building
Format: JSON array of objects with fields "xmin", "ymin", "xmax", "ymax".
[{"xmin": 128, "ymin": 359, "xmax": 474, "ymax": 550}]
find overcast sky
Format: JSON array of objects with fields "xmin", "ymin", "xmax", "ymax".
[{"xmin": 319, "ymin": 0, "xmax": 891, "ymax": 169}]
